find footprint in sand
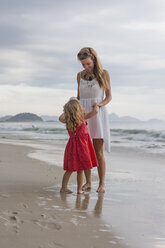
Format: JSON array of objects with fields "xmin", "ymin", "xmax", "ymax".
[
  {"xmin": 32, "ymin": 212, "xmax": 61, "ymax": 231},
  {"xmin": 38, "ymin": 241, "xmax": 64, "ymax": 248},
  {"xmin": 33, "ymin": 219, "xmax": 61, "ymax": 230},
  {"xmin": 48, "ymin": 241, "xmax": 64, "ymax": 247},
  {"xmin": 0, "ymin": 192, "xmax": 10, "ymax": 198},
  {"xmin": 1, "ymin": 211, "xmax": 20, "ymax": 233}
]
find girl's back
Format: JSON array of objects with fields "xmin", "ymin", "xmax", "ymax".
[
  {"xmin": 64, "ymin": 121, "xmax": 98, "ymax": 172},
  {"xmin": 67, "ymin": 121, "xmax": 88, "ymax": 138}
]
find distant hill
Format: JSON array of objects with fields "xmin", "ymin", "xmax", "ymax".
[
  {"xmin": 0, "ymin": 115, "xmax": 12, "ymax": 122},
  {"xmin": 109, "ymin": 113, "xmax": 141, "ymax": 122},
  {"xmin": 6, "ymin": 113, "xmax": 43, "ymax": 122},
  {"xmin": 109, "ymin": 113, "xmax": 164, "ymax": 123},
  {"xmin": 145, "ymin": 118, "xmax": 165, "ymax": 124}
]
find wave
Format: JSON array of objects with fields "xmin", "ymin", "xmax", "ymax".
[
  {"xmin": 0, "ymin": 124, "xmax": 66, "ymax": 134},
  {"xmin": 23, "ymin": 127, "xmax": 67, "ymax": 134},
  {"xmin": 111, "ymin": 129, "xmax": 165, "ymax": 142},
  {"xmin": 1, "ymin": 123, "xmax": 165, "ymax": 154}
]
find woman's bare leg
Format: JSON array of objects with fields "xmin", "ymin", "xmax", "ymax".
[
  {"xmin": 60, "ymin": 171, "xmax": 73, "ymax": 193},
  {"xmin": 77, "ymin": 170, "xmax": 84, "ymax": 194},
  {"xmin": 93, "ymin": 139, "xmax": 105, "ymax": 193},
  {"xmin": 82, "ymin": 169, "xmax": 91, "ymax": 191}
]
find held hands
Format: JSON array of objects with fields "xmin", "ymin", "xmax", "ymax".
[
  {"xmin": 95, "ymin": 102, "xmax": 103, "ymax": 108},
  {"xmin": 84, "ymin": 103, "xmax": 99, "ymax": 120},
  {"xmin": 92, "ymin": 103, "xmax": 99, "ymax": 114},
  {"xmin": 97, "ymin": 103, "xmax": 102, "ymax": 108}
]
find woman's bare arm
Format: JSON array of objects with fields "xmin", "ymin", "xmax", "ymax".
[
  {"xmin": 97, "ymin": 70, "xmax": 112, "ymax": 108},
  {"xmin": 77, "ymin": 72, "xmax": 80, "ymax": 100}
]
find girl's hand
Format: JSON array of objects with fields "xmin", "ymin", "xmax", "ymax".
[
  {"xmin": 92, "ymin": 103, "xmax": 99, "ymax": 113},
  {"xmin": 84, "ymin": 103, "xmax": 99, "ymax": 120},
  {"xmin": 59, "ymin": 113, "xmax": 66, "ymax": 123}
]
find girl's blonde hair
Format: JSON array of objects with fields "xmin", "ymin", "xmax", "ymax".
[
  {"xmin": 64, "ymin": 99, "xmax": 85, "ymax": 131},
  {"xmin": 77, "ymin": 47, "xmax": 108, "ymax": 89}
]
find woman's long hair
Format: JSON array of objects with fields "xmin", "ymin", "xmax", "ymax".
[
  {"xmin": 64, "ymin": 99, "xmax": 85, "ymax": 131},
  {"xmin": 77, "ymin": 47, "xmax": 108, "ymax": 89}
]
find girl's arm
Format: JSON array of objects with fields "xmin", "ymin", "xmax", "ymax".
[
  {"xmin": 97, "ymin": 70, "xmax": 112, "ymax": 108},
  {"xmin": 59, "ymin": 113, "xmax": 66, "ymax": 123},
  {"xmin": 84, "ymin": 103, "xmax": 99, "ymax": 120}
]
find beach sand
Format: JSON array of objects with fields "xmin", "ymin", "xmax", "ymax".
[{"xmin": 0, "ymin": 143, "xmax": 127, "ymax": 248}]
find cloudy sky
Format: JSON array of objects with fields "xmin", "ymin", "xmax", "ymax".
[{"xmin": 0, "ymin": 0, "xmax": 165, "ymax": 120}]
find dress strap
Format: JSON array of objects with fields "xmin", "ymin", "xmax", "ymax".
[{"xmin": 78, "ymin": 71, "xmax": 81, "ymax": 85}]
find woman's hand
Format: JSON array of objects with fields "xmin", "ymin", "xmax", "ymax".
[
  {"xmin": 93, "ymin": 102, "xmax": 102, "ymax": 108},
  {"xmin": 97, "ymin": 103, "xmax": 103, "ymax": 108}
]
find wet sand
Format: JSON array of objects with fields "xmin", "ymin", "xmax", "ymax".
[
  {"xmin": 0, "ymin": 143, "xmax": 126, "ymax": 248},
  {"xmin": 104, "ymin": 146, "xmax": 165, "ymax": 248}
]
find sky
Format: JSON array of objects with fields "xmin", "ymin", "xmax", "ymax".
[{"xmin": 0, "ymin": 0, "xmax": 165, "ymax": 120}]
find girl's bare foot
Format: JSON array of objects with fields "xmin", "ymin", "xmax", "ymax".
[
  {"xmin": 96, "ymin": 185, "xmax": 105, "ymax": 193},
  {"xmin": 82, "ymin": 183, "xmax": 91, "ymax": 191},
  {"xmin": 60, "ymin": 188, "xmax": 73, "ymax": 193}
]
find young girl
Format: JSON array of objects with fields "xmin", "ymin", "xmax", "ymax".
[{"xmin": 59, "ymin": 98, "xmax": 99, "ymax": 194}]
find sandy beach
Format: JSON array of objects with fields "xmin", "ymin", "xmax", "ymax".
[
  {"xmin": 0, "ymin": 143, "xmax": 127, "ymax": 248},
  {"xmin": 0, "ymin": 140, "xmax": 165, "ymax": 248}
]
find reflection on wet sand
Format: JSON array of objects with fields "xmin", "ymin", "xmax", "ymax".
[
  {"xmin": 94, "ymin": 193, "xmax": 104, "ymax": 217},
  {"xmin": 59, "ymin": 191, "xmax": 104, "ymax": 217},
  {"xmin": 39, "ymin": 189, "xmax": 127, "ymax": 247},
  {"xmin": 75, "ymin": 194, "xmax": 90, "ymax": 211}
]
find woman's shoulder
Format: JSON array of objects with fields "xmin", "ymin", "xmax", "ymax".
[
  {"xmin": 103, "ymin": 69, "xmax": 110, "ymax": 75},
  {"xmin": 103, "ymin": 69, "xmax": 110, "ymax": 80},
  {"xmin": 77, "ymin": 70, "xmax": 86, "ymax": 84},
  {"xmin": 77, "ymin": 70, "xmax": 85, "ymax": 77}
]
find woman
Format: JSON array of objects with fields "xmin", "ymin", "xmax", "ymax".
[{"xmin": 77, "ymin": 47, "xmax": 112, "ymax": 193}]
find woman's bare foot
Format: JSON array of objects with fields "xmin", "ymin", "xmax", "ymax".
[
  {"xmin": 77, "ymin": 190, "xmax": 84, "ymax": 194},
  {"xmin": 96, "ymin": 185, "xmax": 105, "ymax": 193},
  {"xmin": 82, "ymin": 183, "xmax": 91, "ymax": 191},
  {"xmin": 60, "ymin": 188, "xmax": 73, "ymax": 193}
]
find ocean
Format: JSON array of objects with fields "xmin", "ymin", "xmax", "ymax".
[
  {"xmin": 0, "ymin": 121, "xmax": 164, "ymax": 165},
  {"xmin": 0, "ymin": 120, "xmax": 164, "ymax": 174}
]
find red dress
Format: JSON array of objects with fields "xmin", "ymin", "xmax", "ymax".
[{"xmin": 64, "ymin": 122, "xmax": 98, "ymax": 172}]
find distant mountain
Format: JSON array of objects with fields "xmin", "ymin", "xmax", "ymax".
[
  {"xmin": 0, "ymin": 115, "xmax": 12, "ymax": 122},
  {"xmin": 109, "ymin": 113, "xmax": 119, "ymax": 122},
  {"xmin": 41, "ymin": 115, "xmax": 59, "ymax": 122},
  {"xmin": 6, "ymin": 113, "xmax": 43, "ymax": 122},
  {"xmin": 109, "ymin": 113, "xmax": 141, "ymax": 123},
  {"xmin": 145, "ymin": 118, "xmax": 164, "ymax": 123},
  {"xmin": 109, "ymin": 113, "xmax": 165, "ymax": 123}
]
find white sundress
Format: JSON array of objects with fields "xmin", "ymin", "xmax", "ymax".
[{"xmin": 79, "ymin": 76, "xmax": 110, "ymax": 153}]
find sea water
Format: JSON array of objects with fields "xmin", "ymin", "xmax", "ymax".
[
  {"xmin": 0, "ymin": 121, "xmax": 165, "ymax": 163},
  {"xmin": 0, "ymin": 120, "xmax": 164, "ymax": 178}
]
